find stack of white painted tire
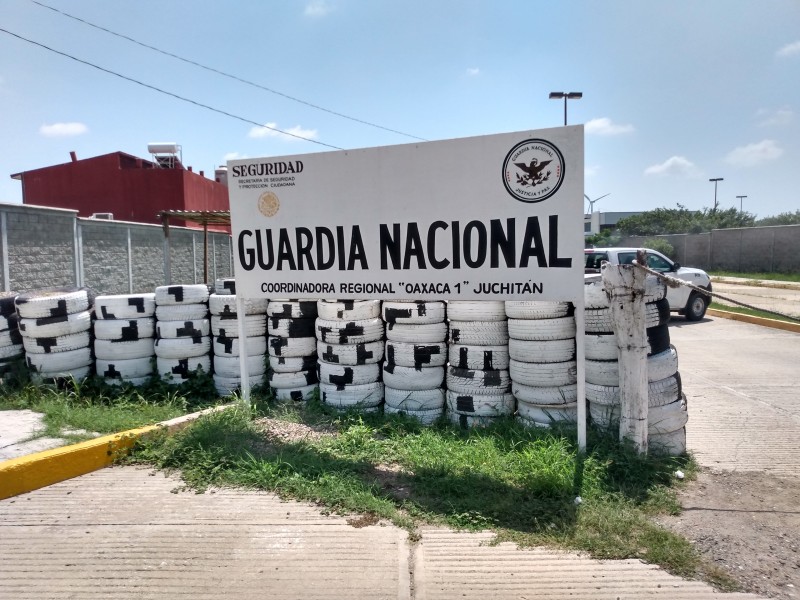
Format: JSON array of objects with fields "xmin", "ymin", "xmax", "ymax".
[
  {"xmin": 93, "ymin": 293, "xmax": 156, "ymax": 386},
  {"xmin": 316, "ymin": 300, "xmax": 383, "ymax": 412},
  {"xmin": 16, "ymin": 288, "xmax": 93, "ymax": 383},
  {"xmin": 506, "ymin": 301, "xmax": 578, "ymax": 428},
  {"xmin": 446, "ymin": 301, "xmax": 513, "ymax": 427},
  {"xmin": 210, "ymin": 294, "xmax": 268, "ymax": 397},
  {"xmin": 0, "ymin": 293, "xmax": 23, "ymax": 377},
  {"xmin": 584, "ymin": 277, "xmax": 687, "ymax": 454},
  {"xmin": 154, "ymin": 284, "xmax": 211, "ymax": 385},
  {"xmin": 382, "ymin": 301, "xmax": 446, "ymax": 424},
  {"xmin": 214, "ymin": 278, "xmax": 236, "ymax": 295},
  {"xmin": 268, "ymin": 300, "xmax": 318, "ymax": 402}
]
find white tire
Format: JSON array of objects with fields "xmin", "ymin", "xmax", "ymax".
[
  {"xmin": 154, "ymin": 284, "xmax": 209, "ymax": 305},
  {"xmin": 15, "ymin": 288, "xmax": 89, "ymax": 319},
  {"xmin": 507, "ymin": 317, "xmax": 575, "ymax": 341},
  {"xmin": 446, "ymin": 301, "xmax": 506, "ymax": 322},
  {"xmin": 586, "ymin": 374, "xmax": 682, "ymax": 408},
  {"xmin": 508, "ymin": 338, "xmax": 575, "ymax": 363},
  {"xmin": 215, "ymin": 354, "xmax": 267, "ymax": 378},
  {"xmin": 317, "ymin": 300, "xmax": 380, "ymax": 321},
  {"xmin": 448, "ymin": 412, "xmax": 502, "ymax": 428},
  {"xmin": 0, "ymin": 312, "xmax": 19, "ymax": 331},
  {"xmin": 267, "ymin": 300, "xmax": 318, "ymax": 319},
  {"xmin": 384, "ymin": 405, "xmax": 443, "ymax": 425},
  {"xmin": 385, "ymin": 322, "xmax": 447, "ymax": 343},
  {"xmin": 214, "ymin": 278, "xmax": 236, "ymax": 295},
  {"xmin": 319, "ymin": 362, "xmax": 380, "ymax": 386},
  {"xmin": 154, "ymin": 336, "xmax": 211, "ymax": 359},
  {"xmin": 156, "ymin": 319, "xmax": 210, "ymax": 340},
  {"xmin": 268, "ymin": 369, "xmax": 318, "ymax": 389},
  {"xmin": 273, "ymin": 384, "xmax": 318, "ymax": 402},
  {"xmin": 383, "ymin": 363, "xmax": 444, "ymax": 391},
  {"xmin": 316, "ymin": 317, "xmax": 384, "ymax": 344},
  {"xmin": 512, "ymin": 383, "xmax": 577, "ymax": 405},
  {"xmin": 23, "ymin": 331, "xmax": 89, "ymax": 354},
  {"xmin": 0, "ymin": 328, "xmax": 23, "ymax": 348},
  {"xmin": 268, "ymin": 336, "xmax": 316, "ymax": 357},
  {"xmin": 584, "ymin": 275, "xmax": 666, "ymax": 309},
  {"xmin": 269, "ymin": 355, "xmax": 317, "ymax": 373},
  {"xmin": 26, "ymin": 347, "xmax": 92, "ymax": 373},
  {"xmin": 446, "ymin": 390, "xmax": 515, "ymax": 416},
  {"xmin": 585, "ymin": 301, "xmax": 666, "ymax": 334},
  {"xmin": 94, "ymin": 338, "xmax": 154, "ymax": 360},
  {"xmin": 649, "ymin": 397, "xmax": 688, "ymax": 435},
  {"xmin": 213, "ymin": 374, "xmax": 265, "ymax": 396},
  {"xmin": 320, "ymin": 381, "xmax": 383, "ymax": 408},
  {"xmin": 509, "ymin": 359, "xmax": 577, "ymax": 386},
  {"xmin": 155, "ymin": 304, "xmax": 209, "ymax": 321},
  {"xmin": 648, "ymin": 346, "xmax": 679, "ymax": 382},
  {"xmin": 585, "ymin": 334, "xmax": 618, "ymax": 361},
  {"xmin": 446, "ymin": 321, "xmax": 509, "ymax": 345},
  {"xmin": 105, "ymin": 376, "xmax": 150, "ymax": 387},
  {"xmin": 0, "ymin": 343, "xmax": 23, "ymax": 360},
  {"xmin": 382, "ymin": 301, "xmax": 446, "ymax": 324},
  {"xmin": 19, "ymin": 311, "xmax": 92, "ymax": 338},
  {"xmin": 318, "ymin": 341, "xmax": 383, "ymax": 365},
  {"xmin": 211, "ymin": 314, "xmax": 267, "ymax": 338},
  {"xmin": 385, "ymin": 341, "xmax": 446, "ymax": 368},
  {"xmin": 30, "ymin": 365, "xmax": 91, "ymax": 384},
  {"xmin": 95, "ymin": 293, "xmax": 156, "ymax": 319},
  {"xmin": 585, "ymin": 348, "xmax": 678, "ymax": 387},
  {"xmin": 384, "ymin": 387, "xmax": 445, "ymax": 411},
  {"xmin": 504, "ymin": 301, "xmax": 570, "ymax": 320},
  {"xmin": 94, "ymin": 318, "xmax": 155, "ymax": 341},
  {"xmin": 96, "ymin": 356, "xmax": 153, "ymax": 380},
  {"xmin": 517, "ymin": 401, "xmax": 577, "ymax": 424},
  {"xmin": 212, "ymin": 335, "xmax": 267, "ymax": 358},
  {"xmin": 446, "ymin": 367, "xmax": 511, "ymax": 395},
  {"xmin": 448, "ymin": 344, "xmax": 509, "ymax": 370},
  {"xmin": 267, "ymin": 317, "xmax": 317, "ymax": 338},
  {"xmin": 157, "ymin": 355, "xmax": 211, "ymax": 383},
  {"xmin": 208, "ymin": 294, "xmax": 268, "ymax": 316},
  {"xmin": 649, "ymin": 427, "xmax": 687, "ymax": 456}
]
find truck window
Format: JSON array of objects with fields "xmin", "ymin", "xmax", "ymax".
[
  {"xmin": 617, "ymin": 252, "xmax": 636, "ymax": 265},
  {"xmin": 646, "ymin": 253, "xmax": 673, "ymax": 272}
]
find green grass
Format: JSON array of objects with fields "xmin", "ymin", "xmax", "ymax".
[
  {"xmin": 129, "ymin": 401, "xmax": 736, "ymax": 590},
  {"xmin": 709, "ymin": 302, "xmax": 800, "ymax": 324},
  {"xmin": 710, "ymin": 270, "xmax": 800, "ymax": 283}
]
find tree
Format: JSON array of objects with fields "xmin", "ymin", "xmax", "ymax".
[
  {"xmin": 615, "ymin": 205, "xmax": 756, "ymax": 236},
  {"xmin": 756, "ymin": 210, "xmax": 800, "ymax": 226}
]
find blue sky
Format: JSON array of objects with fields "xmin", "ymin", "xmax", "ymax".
[{"xmin": 1, "ymin": 0, "xmax": 798, "ymax": 218}]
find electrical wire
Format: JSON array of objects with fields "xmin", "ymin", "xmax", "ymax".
[
  {"xmin": 0, "ymin": 27, "xmax": 343, "ymax": 150},
  {"xmin": 29, "ymin": 0, "xmax": 428, "ymax": 142}
]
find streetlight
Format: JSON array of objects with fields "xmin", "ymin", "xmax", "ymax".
[
  {"xmin": 736, "ymin": 195, "xmax": 747, "ymax": 212},
  {"xmin": 549, "ymin": 91, "xmax": 582, "ymax": 126},
  {"xmin": 709, "ymin": 177, "xmax": 723, "ymax": 212}
]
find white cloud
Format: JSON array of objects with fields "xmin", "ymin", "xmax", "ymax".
[
  {"xmin": 644, "ymin": 156, "xmax": 701, "ymax": 178},
  {"xmin": 585, "ymin": 165, "xmax": 600, "ymax": 177},
  {"xmin": 39, "ymin": 122, "xmax": 88, "ymax": 137},
  {"xmin": 585, "ymin": 117, "xmax": 634, "ymax": 136},
  {"xmin": 466, "ymin": 67, "xmax": 480, "ymax": 76},
  {"xmin": 756, "ymin": 107, "xmax": 794, "ymax": 127},
  {"xmin": 724, "ymin": 139, "xmax": 783, "ymax": 168},
  {"xmin": 776, "ymin": 40, "xmax": 800, "ymax": 58},
  {"xmin": 223, "ymin": 152, "xmax": 247, "ymax": 161},
  {"xmin": 304, "ymin": 0, "xmax": 333, "ymax": 17},
  {"xmin": 248, "ymin": 122, "xmax": 318, "ymax": 141}
]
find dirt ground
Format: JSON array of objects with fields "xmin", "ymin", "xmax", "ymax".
[{"xmin": 659, "ymin": 469, "xmax": 800, "ymax": 599}]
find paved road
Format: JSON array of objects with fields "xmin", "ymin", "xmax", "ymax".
[{"xmin": 711, "ymin": 281, "xmax": 800, "ymax": 318}]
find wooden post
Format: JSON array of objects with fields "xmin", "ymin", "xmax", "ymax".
[{"xmin": 602, "ymin": 250, "xmax": 648, "ymax": 453}]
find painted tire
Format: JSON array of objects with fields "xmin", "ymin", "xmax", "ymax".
[
  {"xmin": 267, "ymin": 317, "xmax": 316, "ymax": 338},
  {"xmin": 157, "ymin": 355, "xmax": 212, "ymax": 383},
  {"xmin": 208, "ymin": 294, "xmax": 268, "ymax": 316},
  {"xmin": 211, "ymin": 314, "xmax": 267, "ymax": 338},
  {"xmin": 508, "ymin": 359, "xmax": 577, "ymax": 387},
  {"xmin": 584, "ymin": 275, "xmax": 666, "ymax": 309},
  {"xmin": 446, "ymin": 301, "xmax": 506, "ymax": 322},
  {"xmin": 94, "ymin": 293, "xmax": 156, "ymax": 320},
  {"xmin": 268, "ymin": 336, "xmax": 316, "ymax": 357},
  {"xmin": 383, "ymin": 363, "xmax": 444, "ymax": 391},
  {"xmin": 0, "ymin": 328, "xmax": 23, "ymax": 348},
  {"xmin": 446, "ymin": 390, "xmax": 515, "ymax": 416},
  {"xmin": 18, "ymin": 311, "xmax": 92, "ymax": 338},
  {"xmin": 215, "ymin": 354, "xmax": 267, "ymax": 378},
  {"xmin": 512, "ymin": 383, "xmax": 577, "ymax": 405},
  {"xmin": 504, "ymin": 301, "xmax": 570, "ymax": 320},
  {"xmin": 269, "ymin": 355, "xmax": 317, "ymax": 373},
  {"xmin": 584, "ymin": 333, "xmax": 618, "ymax": 361},
  {"xmin": 384, "ymin": 387, "xmax": 445, "ymax": 411},
  {"xmin": 0, "ymin": 312, "xmax": 19, "ymax": 331},
  {"xmin": 30, "ymin": 365, "xmax": 91, "ymax": 384},
  {"xmin": 315, "ymin": 318, "xmax": 384, "ymax": 344},
  {"xmin": 213, "ymin": 374, "xmax": 265, "ymax": 396},
  {"xmin": 154, "ymin": 335, "xmax": 211, "ymax": 359},
  {"xmin": 320, "ymin": 381, "xmax": 383, "ymax": 408},
  {"xmin": 268, "ymin": 369, "xmax": 318, "ymax": 389},
  {"xmin": 585, "ymin": 301, "xmax": 666, "ymax": 334},
  {"xmin": 317, "ymin": 341, "xmax": 383, "ymax": 366},
  {"xmin": 214, "ymin": 278, "xmax": 236, "ymax": 295},
  {"xmin": 105, "ymin": 376, "xmax": 150, "ymax": 387},
  {"xmin": 0, "ymin": 292, "xmax": 18, "ymax": 319},
  {"xmin": 586, "ymin": 374, "xmax": 682, "ymax": 408},
  {"xmin": 507, "ymin": 316, "xmax": 575, "ymax": 341},
  {"xmin": 212, "ymin": 335, "xmax": 267, "ymax": 358},
  {"xmin": 448, "ymin": 412, "xmax": 502, "ymax": 429},
  {"xmin": 447, "ymin": 344, "xmax": 508, "ymax": 370},
  {"xmin": 272, "ymin": 384, "xmax": 318, "ymax": 402},
  {"xmin": 649, "ymin": 427, "xmax": 687, "ymax": 456},
  {"xmin": 15, "ymin": 288, "xmax": 89, "ymax": 319},
  {"xmin": 516, "ymin": 401, "xmax": 577, "ymax": 424},
  {"xmin": 507, "ymin": 338, "xmax": 575, "ymax": 363},
  {"xmin": 94, "ymin": 338, "xmax": 154, "ymax": 360},
  {"xmin": 22, "ymin": 331, "xmax": 88, "ymax": 354},
  {"xmin": 155, "ymin": 304, "xmax": 208, "ymax": 321},
  {"xmin": 267, "ymin": 300, "xmax": 318, "ymax": 319},
  {"xmin": 648, "ymin": 397, "xmax": 689, "ymax": 435},
  {"xmin": 385, "ymin": 341, "xmax": 446, "ymax": 368},
  {"xmin": 446, "ymin": 321, "xmax": 509, "ymax": 345},
  {"xmin": 156, "ymin": 319, "xmax": 210, "ymax": 340},
  {"xmin": 385, "ymin": 322, "xmax": 447, "ymax": 343},
  {"xmin": 384, "ymin": 405, "xmax": 443, "ymax": 425},
  {"xmin": 383, "ymin": 301, "xmax": 445, "ymax": 325},
  {"xmin": 317, "ymin": 300, "xmax": 380, "ymax": 321},
  {"xmin": 446, "ymin": 367, "xmax": 511, "ymax": 395},
  {"xmin": 319, "ymin": 362, "xmax": 380, "ymax": 386},
  {"xmin": 585, "ymin": 347, "xmax": 678, "ymax": 387},
  {"xmin": 96, "ymin": 356, "xmax": 152, "ymax": 380},
  {"xmin": 26, "ymin": 347, "xmax": 92, "ymax": 372},
  {"xmin": 154, "ymin": 284, "xmax": 210, "ymax": 305},
  {"xmin": 95, "ymin": 317, "xmax": 155, "ymax": 341},
  {"xmin": 0, "ymin": 343, "xmax": 23, "ymax": 360}
]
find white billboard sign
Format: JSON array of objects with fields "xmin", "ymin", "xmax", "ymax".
[{"xmin": 228, "ymin": 126, "xmax": 584, "ymax": 301}]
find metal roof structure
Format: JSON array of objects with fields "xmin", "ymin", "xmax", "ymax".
[{"xmin": 158, "ymin": 210, "xmax": 231, "ymax": 283}]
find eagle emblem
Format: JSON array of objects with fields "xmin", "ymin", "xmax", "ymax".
[{"xmin": 514, "ymin": 158, "xmax": 552, "ymax": 188}]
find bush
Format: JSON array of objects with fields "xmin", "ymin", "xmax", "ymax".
[{"xmin": 642, "ymin": 238, "xmax": 675, "ymax": 259}]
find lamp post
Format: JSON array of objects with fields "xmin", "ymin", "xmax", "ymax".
[
  {"xmin": 736, "ymin": 195, "xmax": 747, "ymax": 212},
  {"xmin": 549, "ymin": 91, "xmax": 582, "ymax": 126},
  {"xmin": 709, "ymin": 177, "xmax": 723, "ymax": 212}
]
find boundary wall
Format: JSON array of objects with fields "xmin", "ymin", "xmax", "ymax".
[{"xmin": 0, "ymin": 203, "xmax": 232, "ymax": 294}]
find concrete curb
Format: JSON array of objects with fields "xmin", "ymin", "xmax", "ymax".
[
  {"xmin": 707, "ymin": 307, "xmax": 800, "ymax": 334},
  {"xmin": 711, "ymin": 276, "xmax": 800, "ymax": 291},
  {"xmin": 0, "ymin": 403, "xmax": 234, "ymax": 501}
]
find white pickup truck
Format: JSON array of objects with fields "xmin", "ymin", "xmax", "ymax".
[{"xmin": 584, "ymin": 247, "xmax": 713, "ymax": 321}]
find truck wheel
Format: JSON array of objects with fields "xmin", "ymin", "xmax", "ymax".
[{"xmin": 685, "ymin": 292, "xmax": 708, "ymax": 321}]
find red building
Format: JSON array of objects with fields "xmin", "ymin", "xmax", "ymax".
[{"xmin": 10, "ymin": 148, "xmax": 229, "ymax": 228}]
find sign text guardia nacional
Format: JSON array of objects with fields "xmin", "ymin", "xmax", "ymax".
[{"xmin": 228, "ymin": 126, "xmax": 584, "ymax": 301}]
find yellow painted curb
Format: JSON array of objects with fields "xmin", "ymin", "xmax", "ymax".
[
  {"xmin": 707, "ymin": 308, "xmax": 800, "ymax": 334},
  {"xmin": 0, "ymin": 404, "xmax": 234, "ymax": 501}
]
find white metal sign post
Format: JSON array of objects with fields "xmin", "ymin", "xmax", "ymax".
[{"xmin": 229, "ymin": 126, "xmax": 587, "ymax": 447}]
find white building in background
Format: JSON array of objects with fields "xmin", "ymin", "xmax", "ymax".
[{"xmin": 584, "ymin": 211, "xmax": 642, "ymax": 236}]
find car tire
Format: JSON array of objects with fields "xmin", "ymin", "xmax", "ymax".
[
  {"xmin": 95, "ymin": 317, "xmax": 155, "ymax": 341},
  {"xmin": 684, "ymin": 291, "xmax": 708, "ymax": 321},
  {"xmin": 384, "ymin": 387, "xmax": 445, "ymax": 411},
  {"xmin": 445, "ymin": 367, "xmax": 510, "ymax": 395},
  {"xmin": 446, "ymin": 301, "xmax": 506, "ymax": 322},
  {"xmin": 320, "ymin": 381, "xmax": 383, "ymax": 408},
  {"xmin": 318, "ymin": 341, "xmax": 384, "ymax": 366},
  {"xmin": 384, "ymin": 405, "xmax": 443, "ymax": 425},
  {"xmin": 446, "ymin": 390, "xmax": 514, "ymax": 416},
  {"xmin": 447, "ymin": 344, "xmax": 508, "ymax": 370},
  {"xmin": 385, "ymin": 341, "xmax": 446, "ymax": 368},
  {"xmin": 94, "ymin": 338, "xmax": 155, "ymax": 360},
  {"xmin": 154, "ymin": 336, "xmax": 211, "ymax": 359},
  {"xmin": 272, "ymin": 383, "xmax": 317, "ymax": 402},
  {"xmin": 157, "ymin": 355, "xmax": 211, "ymax": 383},
  {"xmin": 154, "ymin": 284, "xmax": 210, "ymax": 305},
  {"xmin": 383, "ymin": 301, "xmax": 446, "ymax": 324},
  {"xmin": 95, "ymin": 293, "xmax": 156, "ymax": 320},
  {"xmin": 269, "ymin": 355, "xmax": 317, "ymax": 373},
  {"xmin": 216, "ymin": 354, "xmax": 267, "ymax": 378},
  {"xmin": 383, "ymin": 363, "xmax": 444, "ymax": 390},
  {"xmin": 268, "ymin": 336, "xmax": 317, "ymax": 357}
]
